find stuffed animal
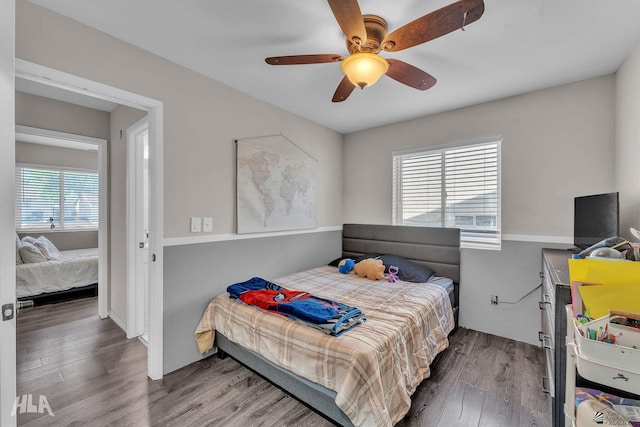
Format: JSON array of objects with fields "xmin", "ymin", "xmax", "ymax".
[
  {"xmin": 353, "ymin": 258, "xmax": 385, "ymax": 281},
  {"xmin": 338, "ymin": 258, "xmax": 355, "ymax": 274},
  {"xmin": 386, "ymin": 265, "xmax": 399, "ymax": 283}
]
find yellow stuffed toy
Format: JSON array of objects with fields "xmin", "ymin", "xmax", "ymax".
[{"xmin": 353, "ymin": 258, "xmax": 385, "ymax": 280}]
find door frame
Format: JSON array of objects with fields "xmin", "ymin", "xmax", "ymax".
[
  {"xmin": 14, "ymin": 59, "xmax": 165, "ymax": 380},
  {"xmin": 15, "ymin": 125, "xmax": 108, "ymax": 319},
  {"xmin": 1, "ymin": 0, "xmax": 16, "ymax": 423},
  {"xmin": 126, "ymin": 116, "xmax": 149, "ymax": 339}
]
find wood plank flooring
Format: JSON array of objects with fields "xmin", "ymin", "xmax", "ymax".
[{"xmin": 16, "ymin": 297, "xmax": 551, "ymax": 426}]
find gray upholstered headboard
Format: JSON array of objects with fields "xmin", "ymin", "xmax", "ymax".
[
  {"xmin": 341, "ymin": 224, "xmax": 461, "ymax": 284},
  {"xmin": 341, "ymin": 224, "xmax": 461, "ymax": 327}
]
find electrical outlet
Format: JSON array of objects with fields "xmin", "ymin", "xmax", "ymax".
[
  {"xmin": 491, "ymin": 295, "xmax": 499, "ymax": 305},
  {"xmin": 202, "ymin": 217, "xmax": 213, "ymax": 233}
]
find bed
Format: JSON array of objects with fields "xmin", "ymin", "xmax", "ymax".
[
  {"xmin": 195, "ymin": 224, "xmax": 460, "ymax": 426},
  {"xmin": 16, "ymin": 247, "xmax": 99, "ymax": 300}
]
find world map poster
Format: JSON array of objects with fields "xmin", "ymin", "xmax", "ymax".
[{"xmin": 236, "ymin": 136, "xmax": 317, "ymax": 233}]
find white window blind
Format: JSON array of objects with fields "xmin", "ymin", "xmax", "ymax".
[
  {"xmin": 393, "ymin": 139, "xmax": 501, "ymax": 249},
  {"xmin": 15, "ymin": 165, "xmax": 99, "ymax": 231}
]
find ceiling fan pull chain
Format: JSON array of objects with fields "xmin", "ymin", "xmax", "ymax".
[{"xmin": 461, "ymin": 11, "xmax": 468, "ymax": 31}]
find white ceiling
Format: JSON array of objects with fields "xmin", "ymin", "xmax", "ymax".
[{"xmin": 28, "ymin": 0, "xmax": 640, "ymax": 134}]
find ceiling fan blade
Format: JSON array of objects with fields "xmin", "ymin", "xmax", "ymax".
[
  {"xmin": 327, "ymin": 0, "xmax": 367, "ymax": 45},
  {"xmin": 386, "ymin": 59, "xmax": 437, "ymax": 91},
  {"xmin": 332, "ymin": 76, "xmax": 356, "ymax": 102},
  {"xmin": 265, "ymin": 54, "xmax": 342, "ymax": 65},
  {"xmin": 382, "ymin": 0, "xmax": 484, "ymax": 52}
]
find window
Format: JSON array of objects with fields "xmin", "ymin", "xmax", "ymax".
[
  {"xmin": 393, "ymin": 138, "xmax": 501, "ymax": 249},
  {"xmin": 15, "ymin": 165, "xmax": 99, "ymax": 231}
]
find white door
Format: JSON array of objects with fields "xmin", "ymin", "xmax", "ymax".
[
  {"xmin": 126, "ymin": 118, "xmax": 149, "ymax": 340},
  {"xmin": 1, "ymin": 0, "xmax": 16, "ymax": 424}
]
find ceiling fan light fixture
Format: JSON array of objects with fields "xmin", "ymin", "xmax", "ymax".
[{"xmin": 341, "ymin": 52, "xmax": 389, "ymax": 89}]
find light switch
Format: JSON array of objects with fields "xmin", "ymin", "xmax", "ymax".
[
  {"xmin": 190, "ymin": 217, "xmax": 202, "ymax": 233},
  {"xmin": 203, "ymin": 217, "xmax": 213, "ymax": 233}
]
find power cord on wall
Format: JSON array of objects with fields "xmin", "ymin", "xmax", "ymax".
[{"xmin": 495, "ymin": 284, "xmax": 542, "ymax": 305}]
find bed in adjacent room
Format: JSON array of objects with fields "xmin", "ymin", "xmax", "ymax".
[
  {"xmin": 16, "ymin": 234, "xmax": 99, "ymax": 301},
  {"xmin": 195, "ymin": 224, "xmax": 461, "ymax": 427}
]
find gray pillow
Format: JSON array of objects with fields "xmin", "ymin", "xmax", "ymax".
[{"xmin": 378, "ymin": 254, "xmax": 435, "ymax": 283}]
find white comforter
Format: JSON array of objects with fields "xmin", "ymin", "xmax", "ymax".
[{"xmin": 16, "ymin": 248, "xmax": 98, "ymax": 298}]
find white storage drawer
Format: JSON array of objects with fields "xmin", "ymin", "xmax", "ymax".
[{"xmin": 574, "ymin": 345, "xmax": 640, "ymax": 395}]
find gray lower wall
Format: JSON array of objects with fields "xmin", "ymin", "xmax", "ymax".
[
  {"xmin": 460, "ymin": 239, "xmax": 568, "ymax": 346},
  {"xmin": 162, "ymin": 231, "xmax": 567, "ymax": 374},
  {"xmin": 163, "ymin": 229, "xmax": 342, "ymax": 374}
]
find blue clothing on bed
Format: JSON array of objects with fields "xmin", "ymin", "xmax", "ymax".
[{"xmin": 227, "ymin": 277, "xmax": 365, "ymax": 336}]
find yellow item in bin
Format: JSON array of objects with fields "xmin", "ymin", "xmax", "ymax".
[
  {"xmin": 578, "ymin": 282, "xmax": 640, "ymax": 319},
  {"xmin": 569, "ymin": 258, "xmax": 640, "ymax": 286},
  {"xmin": 569, "ymin": 258, "xmax": 640, "ymax": 318}
]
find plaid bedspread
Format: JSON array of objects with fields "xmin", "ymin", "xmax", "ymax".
[{"xmin": 195, "ymin": 266, "xmax": 454, "ymax": 427}]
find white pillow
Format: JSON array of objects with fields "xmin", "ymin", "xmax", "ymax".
[
  {"xmin": 15, "ymin": 233, "xmax": 23, "ymax": 265},
  {"xmin": 34, "ymin": 235, "xmax": 61, "ymax": 260},
  {"xmin": 21, "ymin": 235, "xmax": 36, "ymax": 244},
  {"xmin": 19, "ymin": 242, "xmax": 48, "ymax": 263}
]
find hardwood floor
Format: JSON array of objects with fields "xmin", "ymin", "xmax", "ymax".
[{"xmin": 16, "ymin": 297, "xmax": 551, "ymax": 426}]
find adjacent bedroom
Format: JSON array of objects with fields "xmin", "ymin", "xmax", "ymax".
[{"xmin": 15, "ymin": 127, "xmax": 101, "ymax": 307}]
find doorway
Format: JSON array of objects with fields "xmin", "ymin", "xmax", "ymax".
[
  {"xmin": 14, "ymin": 126, "xmax": 108, "ymax": 316},
  {"xmin": 13, "ymin": 59, "xmax": 165, "ymax": 381}
]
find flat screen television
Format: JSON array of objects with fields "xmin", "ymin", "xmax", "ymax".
[{"xmin": 574, "ymin": 192, "xmax": 619, "ymax": 249}]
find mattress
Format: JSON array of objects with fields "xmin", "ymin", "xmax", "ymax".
[
  {"xmin": 16, "ymin": 248, "xmax": 99, "ymax": 298},
  {"xmin": 195, "ymin": 265, "xmax": 455, "ymax": 427}
]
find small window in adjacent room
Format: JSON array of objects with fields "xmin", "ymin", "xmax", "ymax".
[
  {"xmin": 392, "ymin": 138, "xmax": 502, "ymax": 250},
  {"xmin": 15, "ymin": 164, "xmax": 99, "ymax": 231}
]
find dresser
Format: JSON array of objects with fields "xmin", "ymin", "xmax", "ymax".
[{"xmin": 540, "ymin": 249, "xmax": 573, "ymax": 427}]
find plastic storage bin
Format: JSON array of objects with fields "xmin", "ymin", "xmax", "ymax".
[
  {"xmin": 574, "ymin": 345, "xmax": 640, "ymax": 395},
  {"xmin": 573, "ymin": 316, "xmax": 640, "ymax": 368},
  {"xmin": 572, "ymin": 315, "xmax": 640, "ymax": 394}
]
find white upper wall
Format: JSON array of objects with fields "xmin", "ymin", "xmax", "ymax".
[
  {"xmin": 342, "ymin": 76, "xmax": 616, "ymax": 346},
  {"xmin": 343, "ymin": 75, "xmax": 616, "ymax": 239},
  {"xmin": 15, "ymin": 92, "xmax": 105, "ymax": 170},
  {"xmin": 15, "ymin": 1, "xmax": 344, "ymax": 238},
  {"xmin": 15, "ymin": 141, "xmax": 98, "ymax": 170},
  {"xmin": 615, "ymin": 39, "xmax": 640, "ymax": 238},
  {"xmin": 15, "ymin": 91, "xmax": 110, "ymax": 140}
]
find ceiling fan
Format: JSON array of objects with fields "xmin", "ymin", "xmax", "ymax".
[{"xmin": 265, "ymin": 0, "xmax": 485, "ymax": 102}]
